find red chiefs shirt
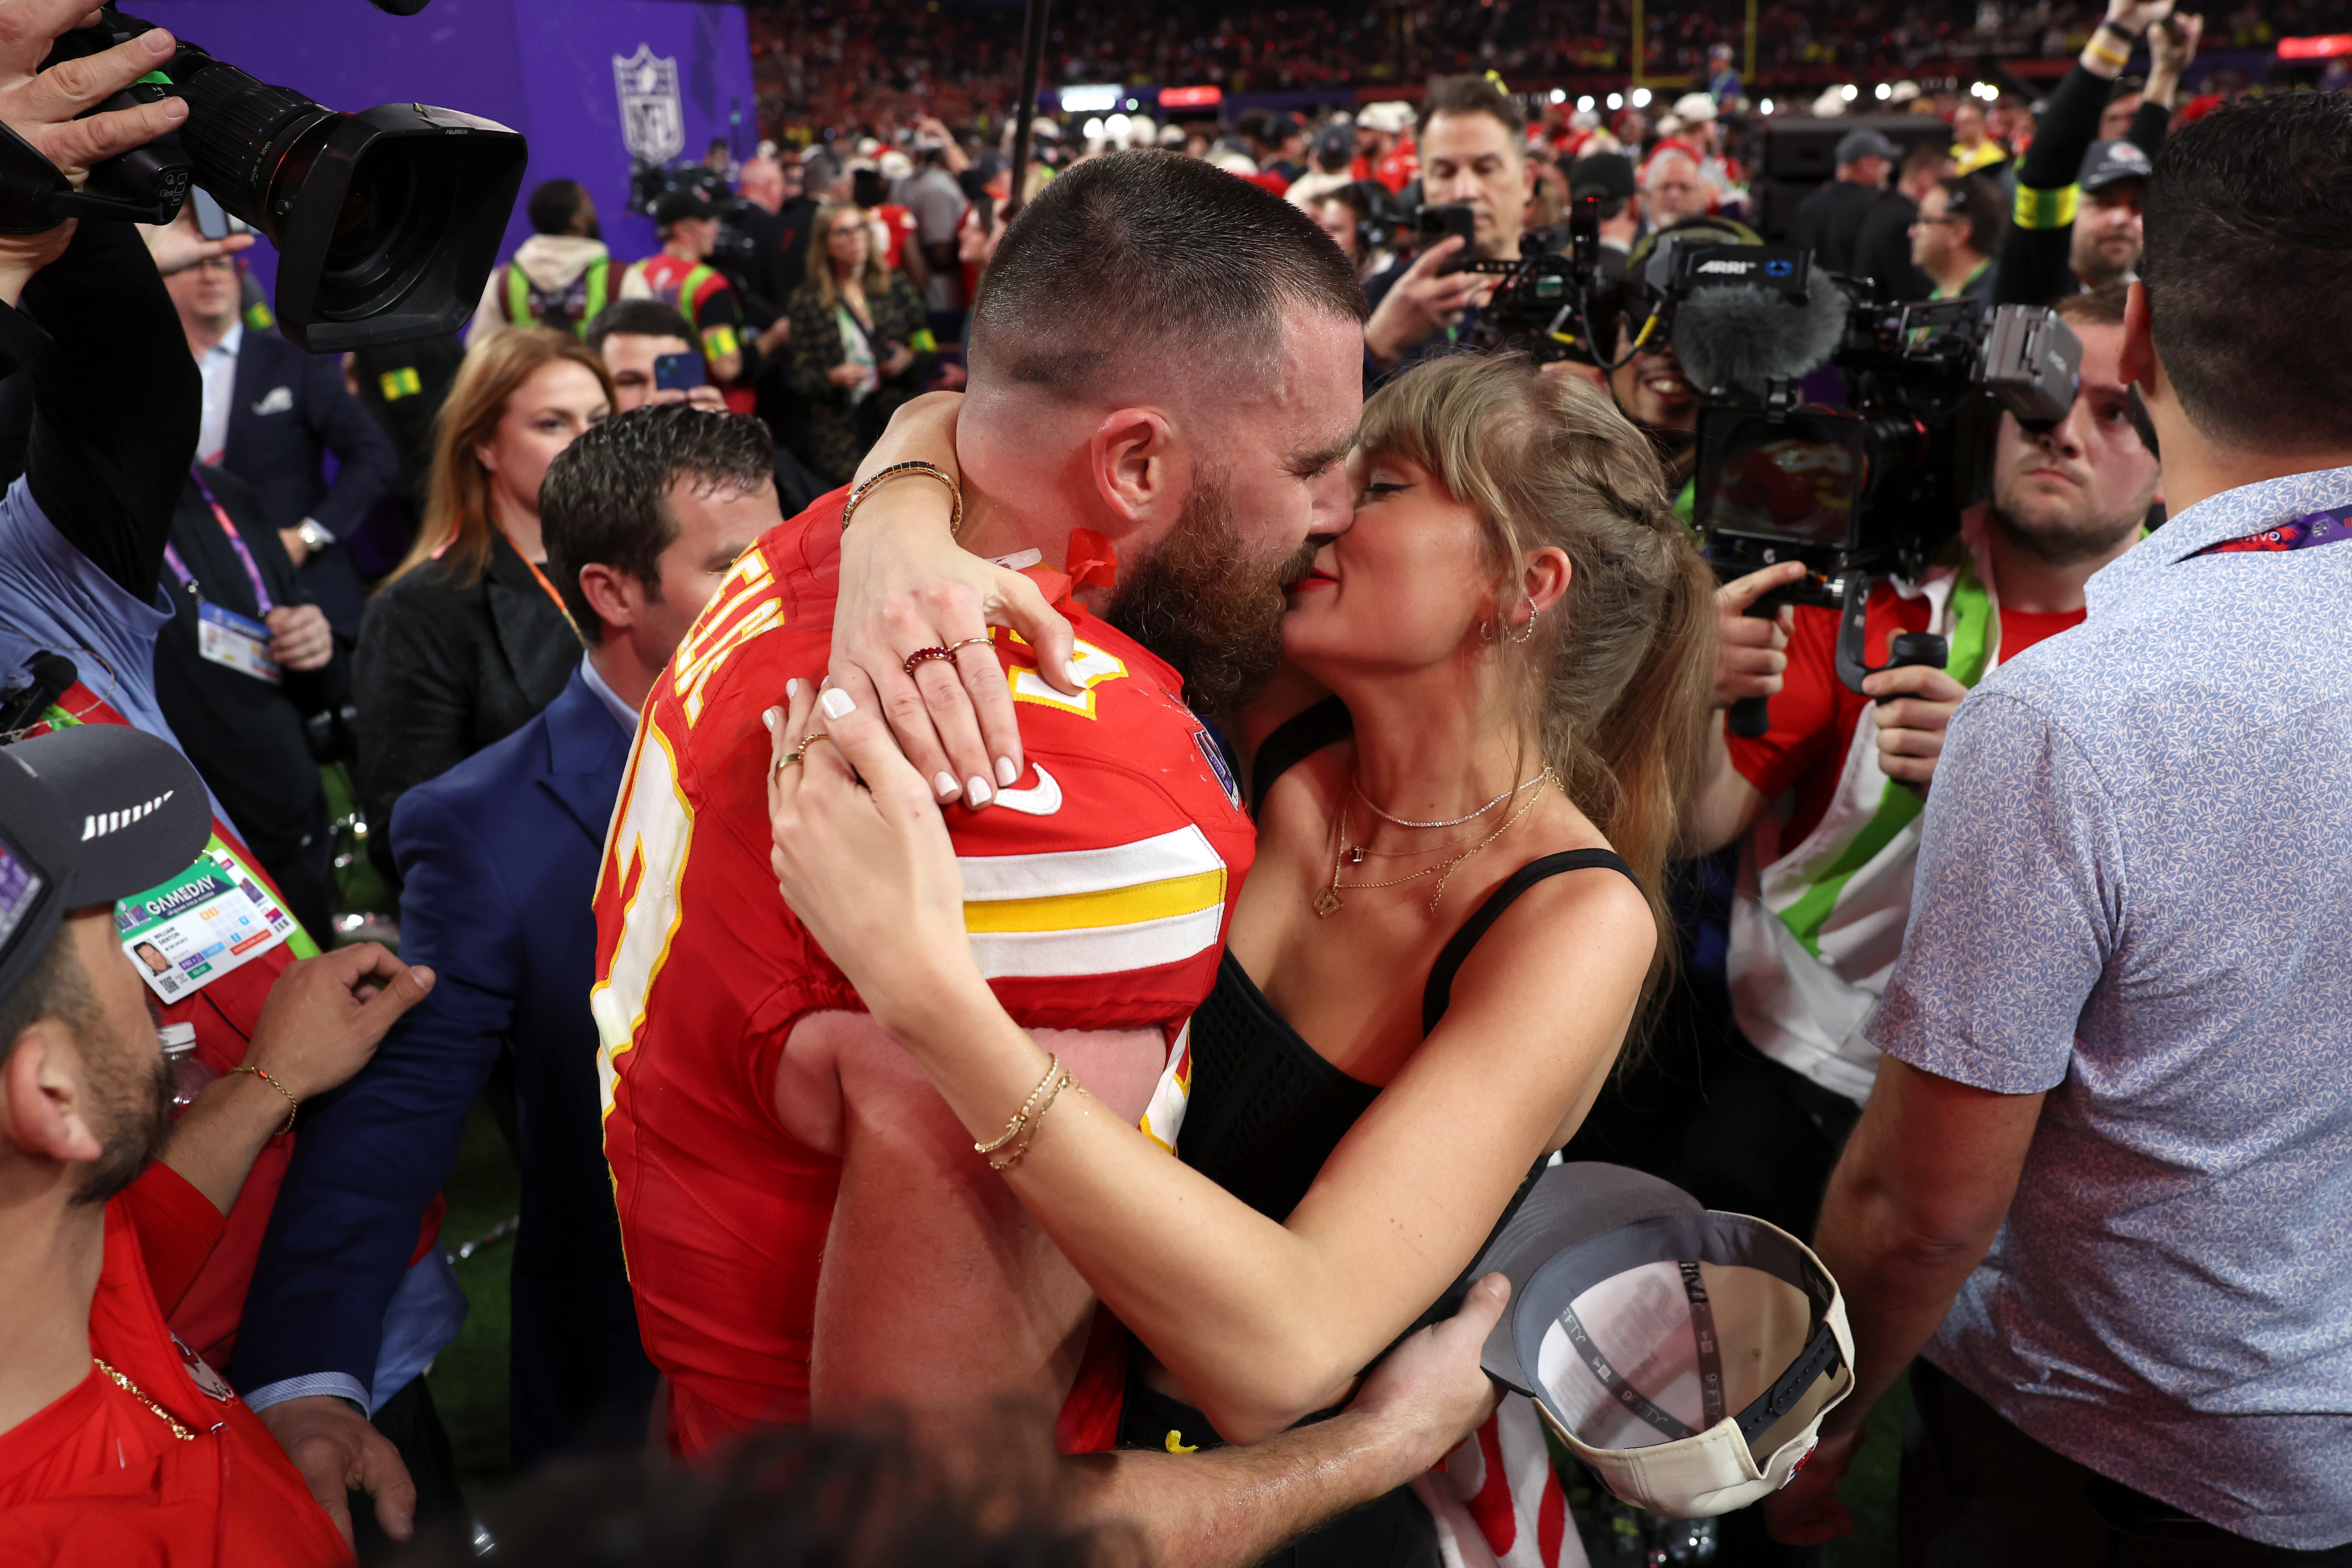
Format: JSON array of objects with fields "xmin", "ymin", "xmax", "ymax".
[
  {"xmin": 593, "ymin": 491, "xmax": 1255, "ymax": 1459},
  {"xmin": 871, "ymin": 203, "xmax": 918, "ymax": 272},
  {"xmin": 0, "ymin": 1188, "xmax": 351, "ymax": 1568},
  {"xmin": 1725, "ymin": 589, "xmax": 2083, "ymax": 848}
]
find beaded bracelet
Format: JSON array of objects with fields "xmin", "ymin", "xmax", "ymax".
[
  {"xmin": 841, "ymin": 460, "xmax": 963, "ymax": 536},
  {"xmin": 976, "ymin": 1054, "xmax": 1065, "ymax": 1157},
  {"xmin": 988, "ymin": 1067, "xmax": 1074, "ymax": 1172}
]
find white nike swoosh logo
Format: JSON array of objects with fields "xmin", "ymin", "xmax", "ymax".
[{"xmin": 991, "ymin": 764, "xmax": 1062, "ymax": 816}]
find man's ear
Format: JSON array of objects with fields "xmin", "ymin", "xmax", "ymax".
[
  {"xmin": 1087, "ymin": 407, "xmax": 1186, "ymax": 536},
  {"xmin": 0, "ymin": 1027, "xmax": 105, "ymax": 1169},
  {"xmin": 574, "ymin": 561, "xmax": 635, "ymax": 640},
  {"xmin": 2118, "ymin": 281, "xmax": 2159, "ymax": 394}
]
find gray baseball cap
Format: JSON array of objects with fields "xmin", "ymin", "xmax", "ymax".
[
  {"xmin": 1835, "ymin": 128, "xmax": 1902, "ymax": 166},
  {"xmin": 2079, "ymin": 137, "xmax": 2154, "ymax": 193}
]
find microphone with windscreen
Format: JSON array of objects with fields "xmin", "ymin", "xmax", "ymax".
[{"xmin": 1671, "ymin": 272, "xmax": 1852, "ymax": 402}]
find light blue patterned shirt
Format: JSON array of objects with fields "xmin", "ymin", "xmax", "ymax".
[{"xmin": 1869, "ymin": 465, "xmax": 2352, "ymax": 1551}]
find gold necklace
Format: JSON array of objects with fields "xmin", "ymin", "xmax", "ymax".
[
  {"xmin": 93, "ymin": 1357, "xmax": 197, "ymax": 1441},
  {"xmin": 1317, "ymin": 770, "xmax": 1553, "ymax": 918}
]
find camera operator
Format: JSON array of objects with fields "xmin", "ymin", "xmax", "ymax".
[
  {"xmin": 1789, "ymin": 129, "xmax": 1899, "ymax": 276},
  {"xmin": 1996, "ymin": 0, "xmax": 2199, "ymax": 308},
  {"xmin": 1683, "ymin": 284, "xmax": 2158, "ymax": 1226},
  {"xmin": 1360, "ymin": 75, "xmax": 1537, "ymax": 383},
  {"xmin": 466, "ymin": 178, "xmax": 611, "ymax": 344},
  {"xmin": 1307, "ymin": 181, "xmax": 1393, "ymax": 282},
  {"xmin": 620, "ymin": 189, "xmax": 755, "ymax": 412}
]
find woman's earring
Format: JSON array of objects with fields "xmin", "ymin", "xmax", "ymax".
[
  {"xmin": 1479, "ymin": 618, "xmax": 1497, "ymax": 644},
  {"xmin": 1507, "ymin": 594, "xmax": 1540, "ymax": 645}
]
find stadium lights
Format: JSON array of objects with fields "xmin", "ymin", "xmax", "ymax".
[
  {"xmin": 1082, "ymin": 116, "xmax": 1103, "ymax": 139},
  {"xmin": 1875, "ymin": 82, "xmax": 1891, "ymax": 99},
  {"xmin": 1631, "ymin": 85, "xmax": 1652, "ymax": 107},
  {"xmin": 1159, "ymin": 84, "xmax": 1223, "ymax": 108},
  {"xmin": 1107, "ymin": 113, "xmax": 1131, "ymax": 137},
  {"xmin": 1972, "ymin": 80, "xmax": 1998, "ymax": 98},
  {"xmin": 1759, "ymin": 96, "xmax": 1774, "ymax": 114},
  {"xmin": 1607, "ymin": 91, "xmax": 1624, "ymax": 109},
  {"xmin": 1060, "ymin": 85, "xmax": 1120, "ymax": 113},
  {"xmin": 1840, "ymin": 83, "xmax": 1859, "ymax": 101},
  {"xmin": 1578, "ymin": 94, "xmax": 1595, "ymax": 112},
  {"xmin": 1124, "ymin": 97, "xmax": 1140, "ymax": 109},
  {"xmin": 1550, "ymin": 88, "xmax": 1566, "ymax": 104}
]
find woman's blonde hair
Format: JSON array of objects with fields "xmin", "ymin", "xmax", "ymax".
[
  {"xmin": 807, "ymin": 200, "xmax": 892, "ymax": 309},
  {"xmin": 1356, "ymin": 353, "xmax": 1717, "ymax": 968},
  {"xmin": 388, "ymin": 327, "xmax": 616, "ymax": 587}
]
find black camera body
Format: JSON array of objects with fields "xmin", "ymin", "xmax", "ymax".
[
  {"xmin": 1452, "ymin": 194, "xmax": 1625, "ymax": 363},
  {"xmin": 0, "ymin": 6, "xmax": 526, "ymax": 351},
  {"xmin": 1691, "ymin": 282, "xmax": 2081, "ymax": 725},
  {"xmin": 630, "ymin": 159, "xmax": 761, "ymax": 281}
]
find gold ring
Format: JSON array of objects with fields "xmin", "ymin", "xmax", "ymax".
[{"xmin": 776, "ymin": 732, "xmax": 832, "ymax": 771}]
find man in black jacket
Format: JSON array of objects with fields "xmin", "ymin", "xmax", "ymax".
[
  {"xmin": 1851, "ymin": 142, "xmax": 1952, "ymax": 300},
  {"xmin": 158, "ymin": 207, "xmax": 401, "ymax": 644},
  {"xmin": 1789, "ymin": 129, "xmax": 1897, "ymax": 275},
  {"xmin": 1996, "ymin": 0, "xmax": 2199, "ymax": 308}
]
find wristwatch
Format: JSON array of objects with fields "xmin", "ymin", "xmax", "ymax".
[{"xmin": 295, "ymin": 519, "xmax": 334, "ymax": 556}]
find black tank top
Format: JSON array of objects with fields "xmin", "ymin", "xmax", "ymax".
[{"xmin": 1117, "ymin": 701, "xmax": 1642, "ymax": 1476}]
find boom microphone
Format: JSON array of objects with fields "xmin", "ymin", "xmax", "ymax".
[{"xmin": 1672, "ymin": 276, "xmax": 1850, "ymax": 402}]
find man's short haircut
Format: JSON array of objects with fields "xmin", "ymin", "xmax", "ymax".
[
  {"xmin": 1643, "ymin": 148, "xmax": 1701, "ymax": 190},
  {"xmin": 1900, "ymin": 142, "xmax": 1952, "ymax": 181},
  {"xmin": 965, "ymin": 149, "xmax": 1365, "ymax": 406},
  {"xmin": 2054, "ymin": 280, "xmax": 2129, "ymax": 329},
  {"xmin": 1418, "ymin": 73, "xmax": 1526, "ymax": 143},
  {"xmin": 1941, "ymin": 174, "xmax": 2008, "ymax": 256},
  {"xmin": 2142, "ymin": 92, "xmax": 2352, "ymax": 451},
  {"xmin": 540, "ymin": 405, "xmax": 775, "ymax": 640},
  {"xmin": 527, "ymin": 179, "xmax": 591, "ymax": 237},
  {"xmin": 0, "ymin": 929, "xmax": 95, "ymax": 1072},
  {"xmin": 586, "ymin": 299, "xmax": 696, "ymax": 357}
]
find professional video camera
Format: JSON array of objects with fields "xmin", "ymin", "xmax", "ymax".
[
  {"xmin": 1666, "ymin": 245, "xmax": 2080, "ymax": 732},
  {"xmin": 628, "ymin": 159, "xmax": 761, "ymax": 278},
  {"xmin": 0, "ymin": 3, "xmax": 525, "ymax": 352},
  {"xmin": 1419, "ymin": 194, "xmax": 1622, "ymax": 365}
]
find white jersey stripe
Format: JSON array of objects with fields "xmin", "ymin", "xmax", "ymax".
[
  {"xmin": 957, "ymin": 825, "xmax": 1225, "ymax": 903},
  {"xmin": 968, "ymin": 902, "xmax": 1224, "ymax": 981}
]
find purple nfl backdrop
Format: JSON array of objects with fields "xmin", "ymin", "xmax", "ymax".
[{"xmin": 128, "ymin": 0, "xmax": 753, "ymax": 309}]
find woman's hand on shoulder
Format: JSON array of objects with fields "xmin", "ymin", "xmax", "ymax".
[{"xmin": 766, "ymin": 676, "xmax": 982, "ymax": 1037}]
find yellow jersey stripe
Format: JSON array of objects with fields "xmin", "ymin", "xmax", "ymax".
[
  {"xmin": 969, "ymin": 904, "xmax": 1225, "ymax": 981},
  {"xmin": 962, "ymin": 868, "xmax": 1225, "ymax": 934}
]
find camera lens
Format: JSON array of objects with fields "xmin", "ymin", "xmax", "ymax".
[{"xmin": 316, "ymin": 142, "xmax": 440, "ymax": 312}]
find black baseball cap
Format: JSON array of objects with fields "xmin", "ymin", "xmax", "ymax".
[
  {"xmin": 654, "ymin": 189, "xmax": 720, "ymax": 227},
  {"xmin": 1834, "ymin": 128, "xmax": 1902, "ymax": 166},
  {"xmin": 2078, "ymin": 137, "xmax": 2153, "ymax": 193},
  {"xmin": 1314, "ymin": 122, "xmax": 1354, "ymax": 170},
  {"xmin": 1459, "ymin": 1163, "xmax": 1855, "ymax": 1517},
  {"xmin": 0, "ymin": 726, "xmax": 210, "ymax": 1005},
  {"xmin": 1569, "ymin": 151, "xmax": 1637, "ymax": 203}
]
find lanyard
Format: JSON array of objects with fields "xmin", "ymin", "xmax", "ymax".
[
  {"xmin": 517, "ymin": 548, "xmax": 582, "ymax": 636},
  {"xmin": 2194, "ymin": 504, "xmax": 2352, "ymax": 557},
  {"xmin": 163, "ymin": 468, "xmax": 275, "ymax": 614}
]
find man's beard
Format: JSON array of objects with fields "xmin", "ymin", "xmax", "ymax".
[
  {"xmin": 1989, "ymin": 483, "xmax": 2150, "ymax": 568},
  {"xmin": 72, "ymin": 1032, "xmax": 173, "ymax": 1209},
  {"xmin": 1104, "ymin": 475, "xmax": 1319, "ymax": 720}
]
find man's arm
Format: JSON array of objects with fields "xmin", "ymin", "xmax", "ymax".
[
  {"xmin": 296, "ymin": 348, "xmax": 401, "ymax": 542},
  {"xmin": 1762, "ymin": 1060, "xmax": 2043, "ymax": 1543},
  {"xmin": 1062, "ymin": 1276, "xmax": 1511, "ymax": 1568},
  {"xmin": 241, "ymin": 789, "xmax": 520, "ymax": 1546}
]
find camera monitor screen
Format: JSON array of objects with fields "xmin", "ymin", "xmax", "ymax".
[{"xmin": 1696, "ymin": 410, "xmax": 1866, "ymax": 550}]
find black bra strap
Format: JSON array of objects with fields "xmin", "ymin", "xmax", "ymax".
[
  {"xmin": 1421, "ymin": 849, "xmax": 1642, "ymax": 1035},
  {"xmin": 1247, "ymin": 696, "xmax": 1352, "ymax": 818}
]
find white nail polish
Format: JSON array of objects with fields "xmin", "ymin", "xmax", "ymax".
[
  {"xmin": 786, "ymin": 678, "xmax": 804, "ymax": 699},
  {"xmin": 1064, "ymin": 660, "xmax": 1087, "ymax": 687},
  {"xmin": 935, "ymin": 772, "xmax": 961, "ymax": 800},
  {"xmin": 820, "ymin": 688, "xmax": 856, "ymax": 720},
  {"xmin": 761, "ymin": 709, "xmax": 778, "ymax": 736},
  {"xmin": 995, "ymin": 756, "xmax": 1019, "ymax": 787},
  {"xmin": 966, "ymin": 775, "xmax": 993, "ymax": 807}
]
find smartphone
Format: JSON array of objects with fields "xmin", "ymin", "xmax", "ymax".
[
  {"xmin": 654, "ymin": 351, "xmax": 707, "ymax": 392},
  {"xmin": 189, "ymin": 188, "xmax": 248, "ymax": 242},
  {"xmin": 1415, "ymin": 202, "xmax": 1478, "ymax": 273}
]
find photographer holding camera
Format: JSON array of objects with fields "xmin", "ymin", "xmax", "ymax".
[{"xmin": 1685, "ymin": 282, "xmax": 2158, "ymax": 1227}]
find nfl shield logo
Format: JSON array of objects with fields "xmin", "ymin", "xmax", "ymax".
[{"xmin": 613, "ymin": 44, "xmax": 684, "ymax": 165}]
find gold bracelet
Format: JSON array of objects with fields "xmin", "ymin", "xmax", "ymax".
[
  {"xmin": 230, "ymin": 1064, "xmax": 299, "ymax": 1137},
  {"xmin": 989, "ymin": 1067, "xmax": 1073, "ymax": 1171},
  {"xmin": 975, "ymin": 1054, "xmax": 1064, "ymax": 1156},
  {"xmin": 841, "ymin": 460, "xmax": 963, "ymax": 537}
]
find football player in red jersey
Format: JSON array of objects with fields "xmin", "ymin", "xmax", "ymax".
[{"xmin": 594, "ymin": 151, "xmax": 1506, "ymax": 1559}]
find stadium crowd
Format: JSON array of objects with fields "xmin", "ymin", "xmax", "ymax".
[{"xmin": 2, "ymin": 0, "xmax": 2352, "ymax": 1564}]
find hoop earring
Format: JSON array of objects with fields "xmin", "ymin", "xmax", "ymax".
[
  {"xmin": 1507, "ymin": 595, "xmax": 1540, "ymax": 645},
  {"xmin": 1479, "ymin": 618, "xmax": 1497, "ymax": 644}
]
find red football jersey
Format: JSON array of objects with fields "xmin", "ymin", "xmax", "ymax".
[{"xmin": 592, "ymin": 491, "xmax": 1254, "ymax": 1457}]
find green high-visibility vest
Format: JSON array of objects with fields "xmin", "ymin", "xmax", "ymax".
[{"xmin": 505, "ymin": 255, "xmax": 610, "ymax": 337}]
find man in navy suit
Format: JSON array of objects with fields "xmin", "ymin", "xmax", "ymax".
[
  {"xmin": 235, "ymin": 405, "xmax": 778, "ymax": 1547},
  {"xmin": 160, "ymin": 209, "xmax": 400, "ymax": 641}
]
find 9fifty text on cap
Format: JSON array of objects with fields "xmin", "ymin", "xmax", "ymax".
[{"xmin": 1467, "ymin": 1164, "xmax": 1855, "ymax": 1519}]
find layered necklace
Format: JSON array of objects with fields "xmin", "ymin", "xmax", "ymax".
[{"xmin": 1317, "ymin": 767, "xmax": 1555, "ymax": 917}]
